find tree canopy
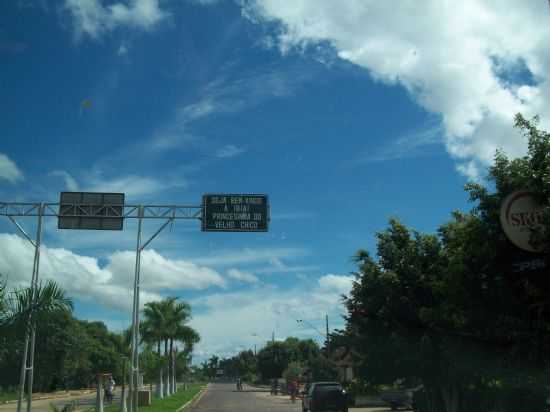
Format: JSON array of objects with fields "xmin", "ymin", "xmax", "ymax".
[
  {"xmin": 342, "ymin": 114, "xmax": 550, "ymax": 412},
  {"xmin": 0, "ymin": 277, "xmax": 199, "ymax": 393}
]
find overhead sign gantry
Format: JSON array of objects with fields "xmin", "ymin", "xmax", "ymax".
[{"xmin": 0, "ymin": 192, "xmax": 270, "ymax": 412}]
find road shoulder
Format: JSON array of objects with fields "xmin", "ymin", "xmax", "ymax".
[{"xmin": 176, "ymin": 385, "xmax": 208, "ymax": 412}]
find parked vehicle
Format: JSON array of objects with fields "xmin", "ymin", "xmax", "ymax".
[
  {"xmin": 381, "ymin": 385, "xmax": 423, "ymax": 410},
  {"xmin": 302, "ymin": 382, "xmax": 348, "ymax": 412}
]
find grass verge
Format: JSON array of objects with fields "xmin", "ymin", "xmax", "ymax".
[
  {"xmin": 0, "ymin": 392, "xmax": 18, "ymax": 402},
  {"xmin": 104, "ymin": 384, "xmax": 205, "ymax": 412}
]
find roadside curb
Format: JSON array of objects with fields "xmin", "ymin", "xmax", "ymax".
[
  {"xmin": 176, "ymin": 386, "xmax": 207, "ymax": 412},
  {"xmin": 2, "ymin": 391, "xmax": 95, "ymax": 405}
]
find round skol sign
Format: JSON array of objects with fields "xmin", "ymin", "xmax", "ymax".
[{"xmin": 500, "ymin": 190, "xmax": 546, "ymax": 252}]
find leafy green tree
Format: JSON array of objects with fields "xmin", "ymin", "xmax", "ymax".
[
  {"xmin": 253, "ymin": 337, "xmax": 325, "ymax": 382},
  {"xmin": 139, "ymin": 344, "xmax": 161, "ymax": 385},
  {"xmin": 200, "ymin": 361, "xmax": 209, "ymax": 379},
  {"xmin": 0, "ymin": 281, "xmax": 132, "ymax": 392},
  {"xmin": 217, "ymin": 349, "xmax": 257, "ymax": 381},
  {"xmin": 343, "ymin": 114, "xmax": 550, "ymax": 412},
  {"xmin": 257, "ymin": 341, "xmax": 289, "ymax": 380},
  {"xmin": 282, "ymin": 361, "xmax": 304, "ymax": 383},
  {"xmin": 0, "ymin": 280, "xmax": 204, "ymax": 395},
  {"xmin": 174, "ymin": 348, "xmax": 193, "ymax": 381}
]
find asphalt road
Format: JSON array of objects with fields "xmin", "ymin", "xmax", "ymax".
[
  {"xmin": 189, "ymin": 383, "xmax": 301, "ymax": 412},
  {"xmin": 0, "ymin": 385, "xmax": 393, "ymax": 412},
  {"xmin": 189, "ymin": 384, "xmax": 396, "ymax": 412}
]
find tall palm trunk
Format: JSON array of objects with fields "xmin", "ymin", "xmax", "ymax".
[
  {"xmin": 172, "ymin": 345, "xmax": 177, "ymax": 393},
  {"xmin": 169, "ymin": 338, "xmax": 174, "ymax": 395},
  {"xmin": 164, "ymin": 339, "xmax": 170, "ymax": 397},
  {"xmin": 157, "ymin": 340, "xmax": 164, "ymax": 399}
]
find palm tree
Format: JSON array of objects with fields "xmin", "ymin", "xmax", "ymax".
[
  {"xmin": 0, "ymin": 275, "xmax": 7, "ymax": 329},
  {"xmin": 0, "ymin": 275, "xmax": 9, "ymax": 363},
  {"xmin": 0, "ymin": 275, "xmax": 5, "ymax": 310},
  {"xmin": 161, "ymin": 298, "xmax": 180, "ymax": 396},
  {"xmin": 174, "ymin": 341, "xmax": 197, "ymax": 389},
  {"xmin": 6, "ymin": 279, "xmax": 73, "ymax": 329},
  {"xmin": 141, "ymin": 301, "xmax": 167, "ymax": 399},
  {"xmin": 141, "ymin": 297, "xmax": 200, "ymax": 397},
  {"xmin": 4, "ymin": 280, "xmax": 72, "ymax": 409},
  {"xmin": 164, "ymin": 298, "xmax": 188, "ymax": 396},
  {"xmin": 161, "ymin": 297, "xmax": 201, "ymax": 395},
  {"xmin": 208, "ymin": 355, "xmax": 219, "ymax": 379},
  {"xmin": 115, "ymin": 328, "xmax": 132, "ymax": 412},
  {"xmin": 171, "ymin": 323, "xmax": 199, "ymax": 392}
]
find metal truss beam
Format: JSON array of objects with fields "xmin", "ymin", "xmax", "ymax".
[{"xmin": 0, "ymin": 203, "xmax": 203, "ymax": 219}]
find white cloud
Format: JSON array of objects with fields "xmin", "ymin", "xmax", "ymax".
[
  {"xmin": 215, "ymin": 144, "xmax": 246, "ymax": 158},
  {"xmin": 64, "ymin": 0, "xmax": 168, "ymax": 40},
  {"xmin": 361, "ymin": 125, "xmax": 442, "ymax": 163},
  {"xmin": 0, "ymin": 153, "xmax": 23, "ymax": 183},
  {"xmin": 85, "ymin": 174, "xmax": 186, "ymax": 198},
  {"xmin": 150, "ymin": 133, "xmax": 201, "ymax": 152},
  {"xmin": 148, "ymin": 65, "xmax": 313, "ymax": 155},
  {"xmin": 187, "ymin": 0, "xmax": 221, "ymax": 5},
  {"xmin": 227, "ymin": 268, "xmax": 258, "ymax": 283},
  {"xmin": 318, "ymin": 273, "xmax": 354, "ymax": 295},
  {"xmin": 176, "ymin": 65, "xmax": 310, "ymax": 125},
  {"xmin": 190, "ymin": 273, "xmax": 353, "ymax": 361},
  {"xmin": 271, "ymin": 211, "xmax": 317, "ymax": 220},
  {"xmin": 254, "ymin": 256, "xmax": 319, "ymax": 275},
  {"xmin": 193, "ymin": 247, "xmax": 307, "ymax": 266},
  {"xmin": 117, "ymin": 43, "xmax": 128, "ymax": 56},
  {"xmin": 179, "ymin": 100, "xmax": 217, "ymax": 122},
  {"xmin": 0, "ymin": 234, "xmax": 224, "ymax": 312},
  {"xmin": 50, "ymin": 170, "xmax": 79, "ymax": 191},
  {"xmin": 242, "ymin": 1, "xmax": 550, "ymax": 180},
  {"xmin": 107, "ymin": 249, "xmax": 226, "ymax": 290}
]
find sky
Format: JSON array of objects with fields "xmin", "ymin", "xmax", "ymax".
[{"xmin": 1, "ymin": 0, "xmax": 550, "ymax": 364}]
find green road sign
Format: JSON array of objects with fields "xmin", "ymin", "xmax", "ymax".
[{"xmin": 202, "ymin": 194, "xmax": 269, "ymax": 232}]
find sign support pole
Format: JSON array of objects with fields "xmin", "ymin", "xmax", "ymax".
[
  {"xmin": 130, "ymin": 206, "xmax": 143, "ymax": 412},
  {"xmin": 26, "ymin": 203, "xmax": 44, "ymax": 412},
  {"xmin": 15, "ymin": 203, "xmax": 44, "ymax": 412},
  {"xmin": 1, "ymin": 194, "xmax": 267, "ymax": 412},
  {"xmin": 129, "ymin": 209, "xmax": 174, "ymax": 412}
]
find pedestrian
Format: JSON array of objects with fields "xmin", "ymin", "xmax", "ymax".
[
  {"xmin": 105, "ymin": 376, "xmax": 115, "ymax": 403},
  {"xmin": 290, "ymin": 379, "xmax": 298, "ymax": 403}
]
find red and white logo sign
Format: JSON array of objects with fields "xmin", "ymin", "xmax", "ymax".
[{"xmin": 500, "ymin": 190, "xmax": 545, "ymax": 252}]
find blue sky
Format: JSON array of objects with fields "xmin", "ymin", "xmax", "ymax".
[{"xmin": 1, "ymin": 0, "xmax": 549, "ymax": 362}]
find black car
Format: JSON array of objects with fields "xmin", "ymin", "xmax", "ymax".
[{"xmin": 302, "ymin": 382, "xmax": 348, "ymax": 412}]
